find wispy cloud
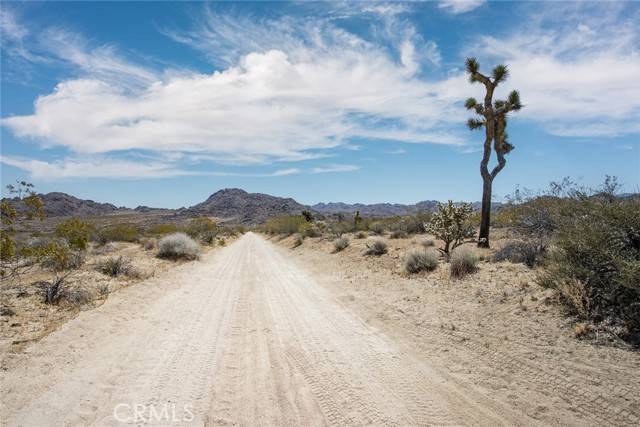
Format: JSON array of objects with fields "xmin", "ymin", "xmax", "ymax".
[
  {"xmin": 310, "ymin": 164, "xmax": 360, "ymax": 174},
  {"xmin": 438, "ymin": 0, "xmax": 486, "ymax": 14}
]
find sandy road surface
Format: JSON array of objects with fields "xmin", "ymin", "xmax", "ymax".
[{"xmin": 0, "ymin": 233, "xmax": 586, "ymax": 426}]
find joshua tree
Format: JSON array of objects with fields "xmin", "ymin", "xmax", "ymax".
[
  {"xmin": 464, "ymin": 58, "xmax": 523, "ymax": 248},
  {"xmin": 301, "ymin": 209, "xmax": 313, "ymax": 222},
  {"xmin": 353, "ymin": 210, "xmax": 362, "ymax": 230}
]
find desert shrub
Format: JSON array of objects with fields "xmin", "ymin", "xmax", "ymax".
[
  {"xmin": 218, "ymin": 237, "xmax": 226, "ymax": 246},
  {"xmin": 157, "ymin": 233, "xmax": 201, "ymax": 260},
  {"xmin": 40, "ymin": 242, "xmax": 85, "ymax": 272},
  {"xmin": 493, "ymin": 240, "xmax": 539, "ymax": 268},
  {"xmin": 327, "ymin": 221, "xmax": 352, "ymax": 238},
  {"xmin": 186, "ymin": 217, "xmax": 218, "ymax": 244},
  {"xmin": 450, "ymin": 248, "xmax": 478, "ymax": 278},
  {"xmin": 264, "ymin": 215, "xmax": 307, "ymax": 235},
  {"xmin": 146, "ymin": 223, "xmax": 181, "ymax": 236},
  {"xmin": 426, "ymin": 201, "xmax": 474, "ymax": 255},
  {"xmin": 1, "ymin": 181, "xmax": 47, "ymax": 280},
  {"xmin": 355, "ymin": 231, "xmax": 367, "ymax": 239},
  {"xmin": 369, "ymin": 222, "xmax": 385, "ymax": 235},
  {"xmin": 333, "ymin": 237, "xmax": 349, "ymax": 252},
  {"xmin": 139, "ymin": 237, "xmax": 157, "ymax": 250},
  {"xmin": 421, "ymin": 238, "xmax": 435, "ymax": 248},
  {"xmin": 538, "ymin": 191, "xmax": 640, "ymax": 344},
  {"xmin": 93, "ymin": 242, "xmax": 118, "ymax": 255},
  {"xmin": 292, "ymin": 235, "xmax": 303, "ymax": 248},
  {"xmin": 37, "ymin": 277, "xmax": 91, "ymax": 306},
  {"xmin": 365, "ymin": 238, "xmax": 387, "ymax": 256},
  {"xmin": 55, "ymin": 218, "xmax": 93, "ymax": 251},
  {"xmin": 390, "ymin": 230, "xmax": 408, "ymax": 239},
  {"xmin": 97, "ymin": 224, "xmax": 141, "ymax": 244},
  {"xmin": 97, "ymin": 256, "xmax": 139, "ymax": 278},
  {"xmin": 405, "ymin": 249, "xmax": 438, "ymax": 274},
  {"xmin": 299, "ymin": 222, "xmax": 321, "ymax": 238}
]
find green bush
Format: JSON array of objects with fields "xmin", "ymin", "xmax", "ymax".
[
  {"xmin": 97, "ymin": 224, "xmax": 141, "ymax": 244},
  {"xmin": 186, "ymin": 217, "xmax": 218, "ymax": 244},
  {"xmin": 450, "ymin": 248, "xmax": 478, "ymax": 278},
  {"xmin": 146, "ymin": 223, "xmax": 181, "ymax": 236},
  {"xmin": 405, "ymin": 249, "xmax": 438, "ymax": 274},
  {"xmin": 55, "ymin": 219, "xmax": 93, "ymax": 251},
  {"xmin": 264, "ymin": 215, "xmax": 307, "ymax": 235},
  {"xmin": 299, "ymin": 222, "xmax": 321, "ymax": 238},
  {"xmin": 538, "ymin": 194, "xmax": 640, "ymax": 344}
]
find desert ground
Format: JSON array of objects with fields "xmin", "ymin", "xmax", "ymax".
[{"xmin": 1, "ymin": 232, "xmax": 638, "ymax": 426}]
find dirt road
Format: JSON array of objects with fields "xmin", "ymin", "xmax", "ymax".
[{"xmin": 0, "ymin": 233, "xmax": 619, "ymax": 425}]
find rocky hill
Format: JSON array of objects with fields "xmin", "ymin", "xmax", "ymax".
[
  {"xmin": 186, "ymin": 188, "xmax": 309, "ymax": 224},
  {"xmin": 3, "ymin": 192, "xmax": 130, "ymax": 218}
]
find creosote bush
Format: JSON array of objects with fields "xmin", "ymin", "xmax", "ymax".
[
  {"xmin": 365, "ymin": 238, "xmax": 387, "ymax": 256},
  {"xmin": 264, "ymin": 215, "xmax": 307, "ymax": 235},
  {"xmin": 405, "ymin": 249, "xmax": 438, "ymax": 274},
  {"xmin": 157, "ymin": 233, "xmax": 201, "ymax": 260},
  {"xmin": 333, "ymin": 236, "xmax": 349, "ymax": 252},
  {"xmin": 537, "ymin": 188, "xmax": 639, "ymax": 344},
  {"xmin": 450, "ymin": 248, "xmax": 478, "ymax": 278},
  {"xmin": 97, "ymin": 224, "xmax": 141, "ymax": 244},
  {"xmin": 55, "ymin": 218, "xmax": 93, "ymax": 251},
  {"xmin": 186, "ymin": 217, "xmax": 218, "ymax": 244},
  {"xmin": 299, "ymin": 222, "xmax": 321, "ymax": 238},
  {"xmin": 146, "ymin": 223, "xmax": 181, "ymax": 236}
]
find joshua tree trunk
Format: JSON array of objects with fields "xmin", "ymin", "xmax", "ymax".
[{"xmin": 478, "ymin": 177, "xmax": 492, "ymax": 248}]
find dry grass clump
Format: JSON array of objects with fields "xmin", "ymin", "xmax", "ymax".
[
  {"xmin": 157, "ymin": 233, "xmax": 201, "ymax": 260},
  {"xmin": 493, "ymin": 240, "xmax": 539, "ymax": 268},
  {"xmin": 365, "ymin": 238, "xmax": 388, "ymax": 256},
  {"xmin": 450, "ymin": 247, "xmax": 478, "ymax": 278},
  {"xmin": 390, "ymin": 230, "xmax": 408, "ymax": 239},
  {"xmin": 139, "ymin": 237, "xmax": 157, "ymax": 251},
  {"xmin": 369, "ymin": 222, "xmax": 385, "ymax": 235},
  {"xmin": 96, "ymin": 256, "xmax": 140, "ymax": 278},
  {"xmin": 421, "ymin": 238, "xmax": 435, "ymax": 248},
  {"xmin": 404, "ymin": 249, "xmax": 438, "ymax": 274},
  {"xmin": 333, "ymin": 236, "xmax": 349, "ymax": 252},
  {"xmin": 355, "ymin": 231, "xmax": 367, "ymax": 239},
  {"xmin": 292, "ymin": 235, "xmax": 303, "ymax": 248}
]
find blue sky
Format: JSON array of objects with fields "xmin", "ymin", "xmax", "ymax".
[{"xmin": 1, "ymin": 1, "xmax": 639, "ymax": 208}]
